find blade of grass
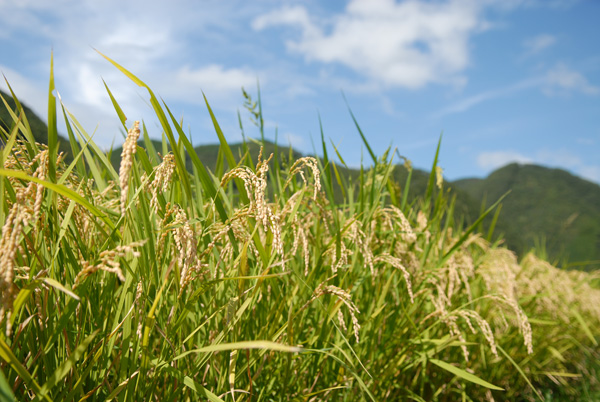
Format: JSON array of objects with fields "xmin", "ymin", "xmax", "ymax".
[
  {"xmin": 342, "ymin": 92, "xmax": 376, "ymax": 164},
  {"xmin": 571, "ymin": 309, "xmax": 598, "ymax": 346},
  {"xmin": 47, "ymin": 51, "xmax": 58, "ymax": 182},
  {"xmin": 429, "ymin": 358, "xmax": 503, "ymax": 391},
  {"xmin": 102, "ymin": 78, "xmax": 127, "ymax": 128},
  {"xmin": 426, "ymin": 134, "xmax": 443, "ymax": 203},
  {"xmin": 497, "ymin": 345, "xmax": 544, "ymax": 401},
  {"xmin": 174, "ymin": 341, "xmax": 302, "ymax": 361},
  {"xmin": 0, "ymin": 367, "xmax": 16, "ymax": 402},
  {"xmin": 0, "ymin": 337, "xmax": 49, "ymax": 401},
  {"xmin": 183, "ymin": 376, "xmax": 225, "ymax": 402}
]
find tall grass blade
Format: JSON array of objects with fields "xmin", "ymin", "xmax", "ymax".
[
  {"xmin": 202, "ymin": 93, "xmax": 249, "ymax": 204},
  {"xmin": 102, "ymin": 78, "xmax": 127, "ymax": 128},
  {"xmin": 497, "ymin": 346, "xmax": 544, "ymax": 401},
  {"xmin": 342, "ymin": 92, "xmax": 376, "ymax": 164},
  {"xmin": 183, "ymin": 376, "xmax": 225, "ymax": 402},
  {"xmin": 47, "ymin": 51, "xmax": 58, "ymax": 182},
  {"xmin": 0, "ymin": 367, "xmax": 16, "ymax": 402},
  {"xmin": 571, "ymin": 309, "xmax": 598, "ymax": 346},
  {"xmin": 429, "ymin": 358, "xmax": 503, "ymax": 391},
  {"xmin": 0, "ymin": 338, "xmax": 48, "ymax": 401},
  {"xmin": 426, "ymin": 134, "xmax": 442, "ymax": 203}
]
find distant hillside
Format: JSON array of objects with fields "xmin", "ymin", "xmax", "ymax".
[
  {"xmin": 454, "ymin": 163, "xmax": 600, "ymax": 269},
  {"xmin": 0, "ymin": 89, "xmax": 72, "ymax": 161}
]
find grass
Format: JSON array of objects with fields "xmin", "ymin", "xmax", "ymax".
[{"xmin": 0, "ymin": 53, "xmax": 598, "ymax": 401}]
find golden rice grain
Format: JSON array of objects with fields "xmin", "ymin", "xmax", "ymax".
[{"xmin": 119, "ymin": 121, "xmax": 140, "ymax": 213}]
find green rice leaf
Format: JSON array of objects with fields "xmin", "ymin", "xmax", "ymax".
[
  {"xmin": 47, "ymin": 51, "xmax": 58, "ymax": 182},
  {"xmin": 429, "ymin": 358, "xmax": 503, "ymax": 391},
  {"xmin": 425, "ymin": 134, "xmax": 442, "ymax": 202},
  {"xmin": 0, "ymin": 337, "xmax": 48, "ymax": 401},
  {"xmin": 102, "ymin": 78, "xmax": 127, "ymax": 127},
  {"xmin": 571, "ymin": 309, "xmax": 598, "ymax": 346},
  {"xmin": 497, "ymin": 345, "xmax": 544, "ymax": 401},
  {"xmin": 343, "ymin": 92, "xmax": 376, "ymax": 164},
  {"xmin": 42, "ymin": 278, "xmax": 80, "ymax": 301},
  {"xmin": 1, "ymin": 78, "xmax": 38, "ymax": 148},
  {"xmin": 0, "ymin": 367, "xmax": 16, "ymax": 402},
  {"xmin": 183, "ymin": 376, "xmax": 225, "ymax": 402},
  {"xmin": 174, "ymin": 341, "xmax": 302, "ymax": 361}
]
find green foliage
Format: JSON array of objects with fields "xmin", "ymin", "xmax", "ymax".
[{"xmin": 0, "ymin": 59, "xmax": 598, "ymax": 402}]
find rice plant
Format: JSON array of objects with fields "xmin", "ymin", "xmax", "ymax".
[{"xmin": 0, "ymin": 53, "xmax": 598, "ymax": 401}]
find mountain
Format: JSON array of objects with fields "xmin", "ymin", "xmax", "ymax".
[{"xmin": 454, "ymin": 163, "xmax": 600, "ymax": 269}]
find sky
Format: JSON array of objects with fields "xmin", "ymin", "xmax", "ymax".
[{"xmin": 0, "ymin": 0, "xmax": 599, "ymax": 183}]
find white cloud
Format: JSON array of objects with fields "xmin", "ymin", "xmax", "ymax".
[
  {"xmin": 544, "ymin": 63, "xmax": 600, "ymax": 95},
  {"xmin": 162, "ymin": 65, "xmax": 259, "ymax": 103},
  {"xmin": 252, "ymin": 5, "xmax": 317, "ymax": 36},
  {"xmin": 477, "ymin": 150, "xmax": 533, "ymax": 170},
  {"xmin": 523, "ymin": 34, "xmax": 556, "ymax": 55},
  {"xmin": 433, "ymin": 77, "xmax": 542, "ymax": 117},
  {"xmin": 253, "ymin": 0, "xmax": 488, "ymax": 89}
]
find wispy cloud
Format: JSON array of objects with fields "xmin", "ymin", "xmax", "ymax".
[
  {"xmin": 253, "ymin": 0, "xmax": 489, "ymax": 89},
  {"xmin": 522, "ymin": 34, "xmax": 556, "ymax": 55},
  {"xmin": 161, "ymin": 65, "xmax": 259, "ymax": 104},
  {"xmin": 544, "ymin": 63, "xmax": 600, "ymax": 95},
  {"xmin": 434, "ymin": 63, "xmax": 597, "ymax": 118},
  {"xmin": 432, "ymin": 78, "xmax": 542, "ymax": 118}
]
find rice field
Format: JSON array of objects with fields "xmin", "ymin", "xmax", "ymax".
[{"xmin": 0, "ymin": 54, "xmax": 599, "ymax": 401}]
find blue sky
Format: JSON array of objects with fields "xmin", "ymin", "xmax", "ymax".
[{"xmin": 1, "ymin": 0, "xmax": 599, "ymax": 183}]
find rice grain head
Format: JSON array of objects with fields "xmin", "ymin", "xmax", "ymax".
[
  {"xmin": 147, "ymin": 153, "xmax": 176, "ymax": 212},
  {"xmin": 119, "ymin": 121, "xmax": 141, "ymax": 213},
  {"xmin": 435, "ymin": 166, "xmax": 444, "ymax": 189},
  {"xmin": 73, "ymin": 241, "xmax": 145, "ymax": 288},
  {"xmin": 285, "ymin": 157, "xmax": 321, "ymax": 200},
  {"xmin": 302, "ymin": 283, "xmax": 361, "ymax": 343}
]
